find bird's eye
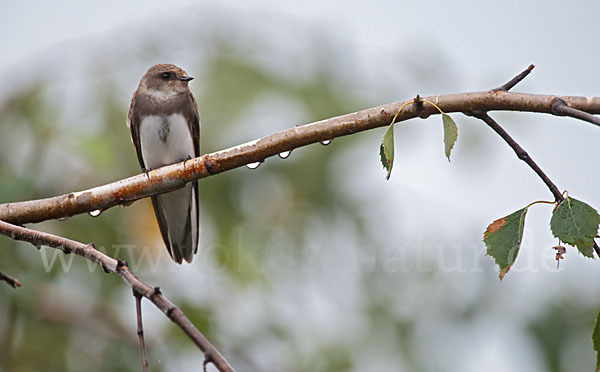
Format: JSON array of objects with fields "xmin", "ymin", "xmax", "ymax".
[{"xmin": 160, "ymin": 72, "xmax": 170, "ymax": 80}]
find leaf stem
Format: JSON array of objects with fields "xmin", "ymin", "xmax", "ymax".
[
  {"xmin": 523, "ymin": 199, "xmax": 557, "ymax": 210},
  {"xmin": 389, "ymin": 100, "xmax": 414, "ymax": 126},
  {"xmin": 419, "ymin": 99, "xmax": 445, "ymax": 115}
]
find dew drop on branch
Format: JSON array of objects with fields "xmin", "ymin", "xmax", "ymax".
[
  {"xmin": 278, "ymin": 151, "xmax": 291, "ymax": 159},
  {"xmin": 320, "ymin": 139, "xmax": 332, "ymax": 146},
  {"xmin": 246, "ymin": 162, "xmax": 262, "ymax": 169},
  {"xmin": 89, "ymin": 209, "xmax": 103, "ymax": 217}
]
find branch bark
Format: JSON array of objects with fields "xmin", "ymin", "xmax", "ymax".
[
  {"xmin": 1, "ymin": 90, "xmax": 599, "ymax": 225},
  {"xmin": 0, "ymin": 220, "xmax": 234, "ymax": 372}
]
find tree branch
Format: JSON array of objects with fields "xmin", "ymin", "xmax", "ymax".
[
  {"xmin": 134, "ymin": 291, "xmax": 149, "ymax": 372},
  {"xmin": 0, "ymin": 220, "xmax": 235, "ymax": 372},
  {"xmin": 1, "ymin": 90, "xmax": 599, "ymax": 225},
  {"xmin": 0, "ymin": 271, "xmax": 22, "ymax": 289}
]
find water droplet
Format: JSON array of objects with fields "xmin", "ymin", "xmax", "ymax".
[
  {"xmin": 89, "ymin": 209, "xmax": 102, "ymax": 217},
  {"xmin": 278, "ymin": 151, "xmax": 291, "ymax": 159},
  {"xmin": 57, "ymin": 216, "xmax": 70, "ymax": 221},
  {"xmin": 246, "ymin": 162, "xmax": 261, "ymax": 169},
  {"xmin": 320, "ymin": 139, "xmax": 332, "ymax": 146}
]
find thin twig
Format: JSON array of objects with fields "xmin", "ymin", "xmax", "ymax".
[
  {"xmin": 0, "ymin": 220, "xmax": 235, "ymax": 372},
  {"xmin": 1, "ymin": 92, "xmax": 600, "ymax": 225},
  {"xmin": 0, "ymin": 271, "xmax": 21, "ymax": 288},
  {"xmin": 493, "ymin": 64, "xmax": 535, "ymax": 91},
  {"xmin": 470, "ymin": 111, "xmax": 600, "ymax": 257},
  {"xmin": 134, "ymin": 291, "xmax": 149, "ymax": 372},
  {"xmin": 551, "ymin": 98, "xmax": 600, "ymax": 127},
  {"xmin": 471, "ymin": 112, "xmax": 564, "ymax": 202}
]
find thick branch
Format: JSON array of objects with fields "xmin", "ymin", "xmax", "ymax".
[
  {"xmin": 1, "ymin": 91, "xmax": 599, "ymax": 225},
  {"xmin": 0, "ymin": 220, "xmax": 234, "ymax": 372}
]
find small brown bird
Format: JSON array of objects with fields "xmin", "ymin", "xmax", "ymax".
[{"xmin": 127, "ymin": 64, "xmax": 200, "ymax": 264}]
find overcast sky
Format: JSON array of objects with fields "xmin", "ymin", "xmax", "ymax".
[{"xmin": 2, "ymin": 0, "xmax": 598, "ymax": 92}]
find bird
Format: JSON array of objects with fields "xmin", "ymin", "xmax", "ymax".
[{"xmin": 127, "ymin": 64, "xmax": 200, "ymax": 264}]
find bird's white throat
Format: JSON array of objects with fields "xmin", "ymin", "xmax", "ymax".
[{"xmin": 143, "ymin": 87, "xmax": 180, "ymax": 100}]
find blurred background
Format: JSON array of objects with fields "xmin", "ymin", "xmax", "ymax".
[{"xmin": 1, "ymin": 1, "xmax": 599, "ymax": 371}]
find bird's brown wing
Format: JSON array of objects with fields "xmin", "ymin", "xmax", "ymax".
[
  {"xmin": 126, "ymin": 90, "xmax": 147, "ymax": 170},
  {"xmin": 185, "ymin": 91, "xmax": 201, "ymax": 157},
  {"xmin": 185, "ymin": 92, "xmax": 200, "ymax": 256}
]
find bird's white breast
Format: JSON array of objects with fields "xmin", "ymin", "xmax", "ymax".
[{"xmin": 139, "ymin": 114, "xmax": 195, "ymax": 170}]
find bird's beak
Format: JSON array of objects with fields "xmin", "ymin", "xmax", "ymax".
[{"xmin": 179, "ymin": 76, "xmax": 194, "ymax": 82}]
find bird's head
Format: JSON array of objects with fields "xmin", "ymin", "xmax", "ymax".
[{"xmin": 139, "ymin": 63, "xmax": 193, "ymax": 99}]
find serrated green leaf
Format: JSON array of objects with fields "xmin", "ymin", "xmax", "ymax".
[
  {"xmin": 442, "ymin": 113, "xmax": 458, "ymax": 161},
  {"xmin": 380, "ymin": 123, "xmax": 395, "ymax": 180},
  {"xmin": 594, "ymin": 309, "xmax": 600, "ymax": 372},
  {"xmin": 550, "ymin": 197, "xmax": 600, "ymax": 258},
  {"xmin": 483, "ymin": 208, "xmax": 528, "ymax": 280}
]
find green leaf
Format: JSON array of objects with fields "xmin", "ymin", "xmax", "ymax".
[
  {"xmin": 594, "ymin": 309, "xmax": 600, "ymax": 372},
  {"xmin": 380, "ymin": 123, "xmax": 395, "ymax": 180},
  {"xmin": 550, "ymin": 197, "xmax": 600, "ymax": 258},
  {"xmin": 442, "ymin": 113, "xmax": 458, "ymax": 161},
  {"xmin": 483, "ymin": 208, "xmax": 528, "ymax": 280}
]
